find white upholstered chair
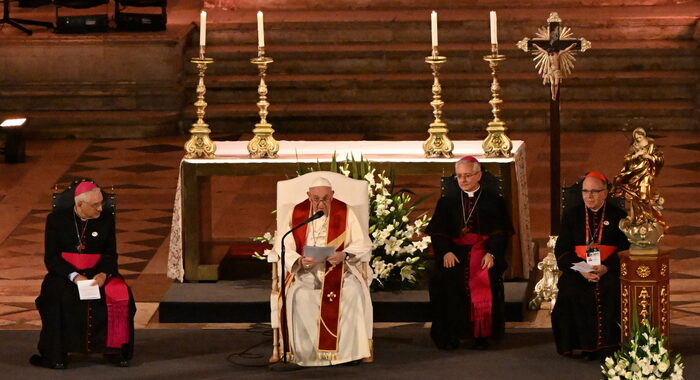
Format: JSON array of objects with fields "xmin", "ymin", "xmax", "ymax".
[{"xmin": 268, "ymin": 171, "xmax": 370, "ymax": 362}]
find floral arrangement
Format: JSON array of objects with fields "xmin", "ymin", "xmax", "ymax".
[
  {"xmin": 253, "ymin": 156, "xmax": 431, "ymax": 291},
  {"xmin": 601, "ymin": 317, "xmax": 684, "ymax": 380}
]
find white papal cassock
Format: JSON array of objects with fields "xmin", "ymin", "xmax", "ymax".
[{"xmin": 277, "ymin": 206, "xmax": 373, "ymax": 366}]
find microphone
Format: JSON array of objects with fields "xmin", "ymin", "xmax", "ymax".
[{"xmin": 302, "ymin": 210, "xmax": 324, "ymax": 225}]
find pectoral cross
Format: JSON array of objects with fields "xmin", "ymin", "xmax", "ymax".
[
  {"xmin": 326, "ymin": 291, "xmax": 337, "ymax": 302},
  {"xmin": 517, "ymin": 12, "xmax": 590, "ymax": 235}
]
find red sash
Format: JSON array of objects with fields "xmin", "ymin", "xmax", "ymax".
[
  {"xmin": 451, "ymin": 233, "xmax": 492, "ymax": 338},
  {"xmin": 574, "ymin": 245, "xmax": 618, "ymax": 262},
  {"xmin": 61, "ymin": 252, "xmax": 130, "ymax": 348},
  {"xmin": 289, "ymin": 199, "xmax": 348, "ymax": 359}
]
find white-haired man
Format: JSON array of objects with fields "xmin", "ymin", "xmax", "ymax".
[
  {"xmin": 551, "ymin": 171, "xmax": 630, "ymax": 360},
  {"xmin": 31, "ymin": 181, "xmax": 135, "ymax": 369},
  {"xmin": 276, "ymin": 177, "xmax": 373, "ymax": 367}
]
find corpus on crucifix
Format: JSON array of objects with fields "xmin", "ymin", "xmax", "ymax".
[{"xmin": 517, "ymin": 12, "xmax": 590, "ymax": 234}]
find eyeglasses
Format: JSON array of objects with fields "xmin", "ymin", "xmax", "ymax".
[
  {"xmin": 310, "ymin": 196, "xmax": 331, "ymax": 204},
  {"xmin": 86, "ymin": 201, "xmax": 105, "ymax": 209},
  {"xmin": 456, "ymin": 172, "xmax": 480, "ymax": 180},
  {"xmin": 581, "ymin": 188, "xmax": 606, "ymax": 195}
]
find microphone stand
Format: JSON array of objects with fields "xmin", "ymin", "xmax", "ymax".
[{"xmin": 273, "ymin": 210, "xmax": 323, "ymax": 370}]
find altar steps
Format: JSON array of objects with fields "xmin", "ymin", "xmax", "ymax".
[
  {"xmin": 183, "ymin": 4, "xmax": 699, "ymax": 134},
  {"xmin": 158, "ymin": 277, "xmax": 530, "ymax": 324},
  {"xmin": 0, "ymin": 110, "xmax": 181, "ymax": 139},
  {"xmin": 226, "ymin": 0, "xmax": 686, "ymax": 10},
  {"xmin": 0, "ymin": 23, "xmax": 192, "ymax": 138},
  {"xmin": 189, "ymin": 70, "xmax": 698, "ymax": 108}
]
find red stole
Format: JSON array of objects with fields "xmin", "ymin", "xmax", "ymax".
[
  {"xmin": 61, "ymin": 252, "xmax": 130, "ymax": 348},
  {"xmin": 290, "ymin": 199, "xmax": 348, "ymax": 358},
  {"xmin": 451, "ymin": 233, "xmax": 492, "ymax": 338}
]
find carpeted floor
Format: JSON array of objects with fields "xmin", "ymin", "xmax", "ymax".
[{"xmin": 2, "ymin": 326, "xmax": 698, "ymax": 380}]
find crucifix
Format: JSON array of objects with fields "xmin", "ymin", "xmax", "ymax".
[{"xmin": 517, "ymin": 12, "xmax": 590, "ymax": 235}]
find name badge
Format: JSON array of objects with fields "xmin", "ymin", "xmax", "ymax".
[{"xmin": 586, "ymin": 248, "xmax": 601, "ymax": 266}]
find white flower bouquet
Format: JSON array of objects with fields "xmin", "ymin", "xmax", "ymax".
[{"xmin": 601, "ymin": 317, "xmax": 684, "ymax": 380}]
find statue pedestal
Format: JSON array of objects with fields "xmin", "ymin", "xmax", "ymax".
[{"xmin": 619, "ymin": 247, "xmax": 670, "ymax": 345}]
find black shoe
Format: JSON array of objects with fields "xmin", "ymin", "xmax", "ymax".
[
  {"xmin": 436, "ymin": 340, "xmax": 460, "ymax": 350},
  {"xmin": 105, "ymin": 354, "xmax": 129, "ymax": 367},
  {"xmin": 29, "ymin": 354, "xmax": 65, "ymax": 370},
  {"xmin": 473, "ymin": 338, "xmax": 489, "ymax": 350},
  {"xmin": 341, "ymin": 359, "xmax": 362, "ymax": 366},
  {"xmin": 269, "ymin": 362, "xmax": 303, "ymax": 372}
]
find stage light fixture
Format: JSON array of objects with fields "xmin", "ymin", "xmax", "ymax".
[{"xmin": 1, "ymin": 117, "xmax": 27, "ymax": 163}]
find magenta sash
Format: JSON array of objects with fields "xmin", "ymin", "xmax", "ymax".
[
  {"xmin": 61, "ymin": 252, "xmax": 130, "ymax": 348},
  {"xmin": 451, "ymin": 233, "xmax": 492, "ymax": 338}
]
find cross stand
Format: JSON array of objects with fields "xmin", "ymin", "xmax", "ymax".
[
  {"xmin": 517, "ymin": 12, "xmax": 590, "ymax": 235},
  {"xmin": 1, "ymin": 0, "xmax": 53, "ymax": 35}
]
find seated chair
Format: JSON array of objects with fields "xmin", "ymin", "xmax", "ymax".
[
  {"xmin": 561, "ymin": 176, "xmax": 624, "ymax": 214},
  {"xmin": 268, "ymin": 171, "xmax": 371, "ymax": 363},
  {"xmin": 114, "ymin": 0, "xmax": 167, "ymax": 31},
  {"xmin": 53, "ymin": 179, "xmax": 116, "ymax": 213},
  {"xmin": 440, "ymin": 167, "xmax": 503, "ymax": 199},
  {"xmin": 53, "ymin": 0, "xmax": 109, "ymax": 33}
]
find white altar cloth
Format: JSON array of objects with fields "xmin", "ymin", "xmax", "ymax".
[{"xmin": 167, "ymin": 140, "xmax": 532, "ymax": 282}]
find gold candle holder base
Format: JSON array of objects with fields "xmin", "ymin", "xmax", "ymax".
[
  {"xmin": 423, "ymin": 49, "xmax": 454, "ymax": 158},
  {"xmin": 185, "ymin": 46, "xmax": 216, "ymax": 159},
  {"xmin": 481, "ymin": 45, "xmax": 513, "ymax": 158},
  {"xmin": 247, "ymin": 47, "xmax": 279, "ymax": 159}
]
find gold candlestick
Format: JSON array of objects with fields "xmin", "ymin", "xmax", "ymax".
[
  {"xmin": 481, "ymin": 44, "xmax": 513, "ymax": 158},
  {"xmin": 423, "ymin": 48, "xmax": 453, "ymax": 158},
  {"xmin": 184, "ymin": 46, "xmax": 216, "ymax": 159},
  {"xmin": 247, "ymin": 46, "xmax": 279, "ymax": 159}
]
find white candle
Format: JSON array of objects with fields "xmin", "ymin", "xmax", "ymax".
[
  {"xmin": 431, "ymin": 11, "xmax": 438, "ymax": 48},
  {"xmin": 257, "ymin": 11, "xmax": 265, "ymax": 47},
  {"xmin": 489, "ymin": 11, "xmax": 498, "ymax": 45},
  {"xmin": 200, "ymin": 11, "xmax": 206, "ymax": 46}
]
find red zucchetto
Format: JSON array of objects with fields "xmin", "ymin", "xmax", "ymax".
[
  {"xmin": 459, "ymin": 156, "xmax": 479, "ymax": 164},
  {"xmin": 74, "ymin": 181, "xmax": 98, "ymax": 197},
  {"xmin": 584, "ymin": 171, "xmax": 608, "ymax": 184}
]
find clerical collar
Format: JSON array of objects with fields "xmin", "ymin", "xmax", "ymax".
[
  {"xmin": 588, "ymin": 204, "xmax": 604, "ymax": 213},
  {"xmin": 463, "ymin": 186, "xmax": 481, "ymax": 198}
]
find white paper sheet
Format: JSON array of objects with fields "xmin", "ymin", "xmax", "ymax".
[
  {"xmin": 303, "ymin": 245, "xmax": 335, "ymax": 261},
  {"xmin": 77, "ymin": 279, "xmax": 101, "ymax": 300},
  {"xmin": 571, "ymin": 261, "xmax": 596, "ymax": 273}
]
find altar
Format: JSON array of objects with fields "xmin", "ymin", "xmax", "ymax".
[{"xmin": 167, "ymin": 140, "xmax": 534, "ymax": 282}]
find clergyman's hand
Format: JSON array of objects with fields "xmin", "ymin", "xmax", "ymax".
[
  {"xmin": 443, "ymin": 252, "xmax": 459, "ymax": 268},
  {"xmin": 592, "ymin": 265, "xmax": 608, "ymax": 278},
  {"xmin": 580, "ymin": 271, "xmax": 600, "ymax": 283},
  {"xmin": 300, "ymin": 257, "xmax": 317, "ymax": 270},
  {"xmin": 73, "ymin": 274, "xmax": 88, "ymax": 283},
  {"xmin": 93, "ymin": 273, "xmax": 107, "ymax": 287},
  {"xmin": 481, "ymin": 253, "xmax": 494, "ymax": 270},
  {"xmin": 327, "ymin": 251, "xmax": 346, "ymax": 266}
]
